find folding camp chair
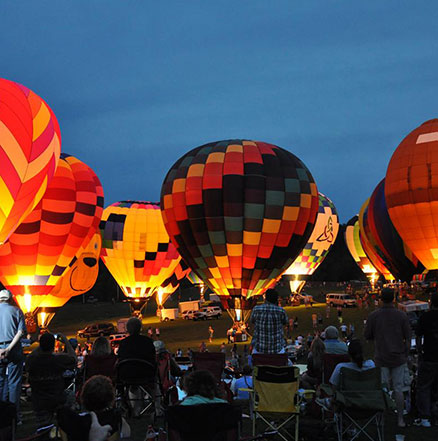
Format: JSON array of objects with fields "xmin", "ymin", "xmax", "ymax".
[
  {"xmin": 116, "ymin": 358, "xmax": 157, "ymax": 417},
  {"xmin": 252, "ymin": 354, "xmax": 288, "ymax": 367},
  {"xmin": 333, "ymin": 367, "xmax": 393, "ymax": 441},
  {"xmin": 247, "ymin": 365, "xmax": 301, "ymax": 441},
  {"xmin": 322, "ymin": 354, "xmax": 350, "ymax": 384}
]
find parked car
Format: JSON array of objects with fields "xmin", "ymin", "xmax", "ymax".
[
  {"xmin": 108, "ymin": 333, "xmax": 127, "ymax": 348},
  {"xmin": 200, "ymin": 305, "xmax": 222, "ymax": 319},
  {"xmin": 325, "ymin": 293, "xmax": 357, "ymax": 308},
  {"xmin": 181, "ymin": 310, "xmax": 207, "ymax": 321},
  {"xmin": 77, "ymin": 323, "xmax": 116, "ymax": 338}
]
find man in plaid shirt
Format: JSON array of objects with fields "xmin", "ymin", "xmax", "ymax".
[{"xmin": 250, "ymin": 289, "xmax": 288, "ymax": 354}]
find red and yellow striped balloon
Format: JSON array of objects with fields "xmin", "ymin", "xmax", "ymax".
[
  {"xmin": 0, "ymin": 153, "xmax": 104, "ymax": 314},
  {"xmin": 0, "ymin": 79, "xmax": 61, "ymax": 244}
]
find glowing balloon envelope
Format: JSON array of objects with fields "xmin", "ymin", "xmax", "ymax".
[
  {"xmin": 385, "ymin": 119, "xmax": 438, "ymax": 269},
  {"xmin": 100, "ymin": 201, "xmax": 181, "ymax": 313},
  {"xmin": 345, "ymin": 216, "xmax": 379, "ymax": 286},
  {"xmin": 0, "ymin": 153, "xmax": 104, "ymax": 316},
  {"xmin": 283, "ymin": 193, "xmax": 339, "ymax": 293},
  {"xmin": 156, "ymin": 260, "xmax": 190, "ymax": 307},
  {"xmin": 160, "ymin": 139, "xmax": 319, "ymax": 317},
  {"xmin": 0, "ymin": 79, "xmax": 61, "ymax": 243}
]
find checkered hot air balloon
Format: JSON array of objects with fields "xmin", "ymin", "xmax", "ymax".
[
  {"xmin": 100, "ymin": 201, "xmax": 181, "ymax": 315},
  {"xmin": 359, "ymin": 199, "xmax": 394, "ymax": 282},
  {"xmin": 385, "ymin": 119, "xmax": 438, "ymax": 269},
  {"xmin": 345, "ymin": 216, "xmax": 379, "ymax": 286},
  {"xmin": 160, "ymin": 140, "xmax": 319, "ymax": 318},
  {"xmin": 0, "ymin": 79, "xmax": 61, "ymax": 244},
  {"xmin": 0, "ymin": 153, "xmax": 104, "ymax": 320},
  {"xmin": 367, "ymin": 179, "xmax": 423, "ymax": 282},
  {"xmin": 156, "ymin": 260, "xmax": 190, "ymax": 308},
  {"xmin": 282, "ymin": 193, "xmax": 339, "ymax": 293}
]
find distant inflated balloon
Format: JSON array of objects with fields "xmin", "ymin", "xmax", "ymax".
[
  {"xmin": 385, "ymin": 119, "xmax": 438, "ymax": 269},
  {"xmin": 0, "ymin": 154, "xmax": 104, "ymax": 314},
  {"xmin": 0, "ymin": 79, "xmax": 61, "ymax": 243},
  {"xmin": 161, "ymin": 140, "xmax": 319, "ymax": 318},
  {"xmin": 100, "ymin": 201, "xmax": 181, "ymax": 310},
  {"xmin": 359, "ymin": 199, "xmax": 394, "ymax": 281},
  {"xmin": 283, "ymin": 193, "xmax": 339, "ymax": 293},
  {"xmin": 367, "ymin": 179, "xmax": 423, "ymax": 281}
]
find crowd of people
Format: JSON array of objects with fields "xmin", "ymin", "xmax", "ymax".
[{"xmin": 0, "ymin": 284, "xmax": 437, "ymax": 440}]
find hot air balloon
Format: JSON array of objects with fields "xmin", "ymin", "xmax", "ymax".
[
  {"xmin": 345, "ymin": 216, "xmax": 379, "ymax": 287},
  {"xmin": 367, "ymin": 179, "xmax": 423, "ymax": 282},
  {"xmin": 187, "ymin": 270, "xmax": 208, "ymax": 300},
  {"xmin": 0, "ymin": 79, "xmax": 61, "ymax": 243},
  {"xmin": 156, "ymin": 260, "xmax": 190, "ymax": 310},
  {"xmin": 283, "ymin": 193, "xmax": 339, "ymax": 294},
  {"xmin": 36, "ymin": 232, "xmax": 103, "ymax": 329},
  {"xmin": 161, "ymin": 140, "xmax": 319, "ymax": 323},
  {"xmin": 359, "ymin": 199, "xmax": 394, "ymax": 282},
  {"xmin": 385, "ymin": 119, "xmax": 438, "ymax": 269},
  {"xmin": 100, "ymin": 201, "xmax": 181, "ymax": 315},
  {"xmin": 0, "ymin": 154, "xmax": 104, "ymax": 329}
]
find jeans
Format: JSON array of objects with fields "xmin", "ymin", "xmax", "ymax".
[
  {"xmin": 416, "ymin": 360, "xmax": 438, "ymax": 418},
  {"xmin": 0, "ymin": 345, "xmax": 24, "ymax": 418}
]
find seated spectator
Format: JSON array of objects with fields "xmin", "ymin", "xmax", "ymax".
[
  {"xmin": 58, "ymin": 375, "xmax": 130, "ymax": 440},
  {"xmin": 180, "ymin": 370, "xmax": 227, "ymax": 406},
  {"xmin": 301, "ymin": 336, "xmax": 325, "ymax": 389},
  {"xmin": 323, "ymin": 326, "xmax": 348, "ymax": 354},
  {"xmin": 232, "ymin": 365, "xmax": 253, "ymax": 400},
  {"xmin": 26, "ymin": 333, "xmax": 77, "ymax": 428},
  {"xmin": 329, "ymin": 339, "xmax": 375, "ymax": 388},
  {"xmin": 84, "ymin": 337, "xmax": 117, "ymax": 382},
  {"xmin": 117, "ymin": 318, "xmax": 156, "ymax": 367}
]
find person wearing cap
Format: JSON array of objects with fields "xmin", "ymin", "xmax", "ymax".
[
  {"xmin": 323, "ymin": 326, "xmax": 348, "ymax": 354},
  {"xmin": 0, "ymin": 289, "xmax": 26, "ymax": 421},
  {"xmin": 364, "ymin": 288, "xmax": 411, "ymax": 428}
]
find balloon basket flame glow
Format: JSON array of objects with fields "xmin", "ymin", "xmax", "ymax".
[
  {"xmin": 24, "ymin": 292, "xmax": 32, "ymax": 314},
  {"xmin": 129, "ymin": 298, "xmax": 148, "ymax": 317},
  {"xmin": 35, "ymin": 307, "xmax": 57, "ymax": 331}
]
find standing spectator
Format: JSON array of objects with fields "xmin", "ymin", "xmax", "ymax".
[
  {"xmin": 187, "ymin": 348, "xmax": 193, "ymax": 359},
  {"xmin": 317, "ymin": 313, "xmax": 323, "ymax": 326},
  {"xmin": 294, "ymin": 316, "xmax": 299, "ymax": 330},
  {"xmin": 337, "ymin": 306, "xmax": 343, "ymax": 323},
  {"xmin": 147, "ymin": 326, "xmax": 153, "ymax": 339},
  {"xmin": 155, "ymin": 327, "xmax": 160, "ymax": 340},
  {"xmin": 199, "ymin": 341, "xmax": 207, "ymax": 352},
  {"xmin": 312, "ymin": 313, "xmax": 317, "ymax": 329},
  {"xmin": 208, "ymin": 326, "xmax": 214, "ymax": 343},
  {"xmin": 288, "ymin": 318, "xmax": 294, "ymax": 337},
  {"xmin": 0, "ymin": 289, "xmax": 26, "ymax": 422},
  {"xmin": 414, "ymin": 292, "xmax": 438, "ymax": 427},
  {"xmin": 323, "ymin": 326, "xmax": 348, "ymax": 354},
  {"xmin": 220, "ymin": 343, "xmax": 226, "ymax": 354},
  {"xmin": 364, "ymin": 288, "xmax": 411, "ymax": 428},
  {"xmin": 250, "ymin": 289, "xmax": 288, "ymax": 354},
  {"xmin": 326, "ymin": 303, "xmax": 331, "ymax": 319},
  {"xmin": 348, "ymin": 323, "xmax": 355, "ymax": 338},
  {"xmin": 231, "ymin": 344, "xmax": 238, "ymax": 359},
  {"xmin": 340, "ymin": 323, "xmax": 348, "ymax": 339}
]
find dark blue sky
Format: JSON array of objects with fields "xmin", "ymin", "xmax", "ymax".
[{"xmin": 2, "ymin": 1, "xmax": 438, "ymax": 222}]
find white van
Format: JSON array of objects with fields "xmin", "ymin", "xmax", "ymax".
[
  {"xmin": 326, "ymin": 293, "xmax": 357, "ymax": 308},
  {"xmin": 200, "ymin": 305, "xmax": 222, "ymax": 319}
]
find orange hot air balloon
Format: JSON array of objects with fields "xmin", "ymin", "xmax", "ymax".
[
  {"xmin": 385, "ymin": 119, "xmax": 438, "ymax": 269},
  {"xmin": 0, "ymin": 79, "xmax": 61, "ymax": 243},
  {"xmin": 36, "ymin": 233, "xmax": 102, "ymax": 329},
  {"xmin": 0, "ymin": 154, "xmax": 104, "ymax": 319}
]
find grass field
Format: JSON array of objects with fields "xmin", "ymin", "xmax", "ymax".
[{"xmin": 16, "ymin": 290, "xmax": 436, "ymax": 440}]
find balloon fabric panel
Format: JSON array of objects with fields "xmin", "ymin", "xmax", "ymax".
[
  {"xmin": 100, "ymin": 201, "xmax": 181, "ymax": 299},
  {"xmin": 284, "ymin": 193, "xmax": 339, "ymax": 277},
  {"xmin": 0, "ymin": 154, "xmax": 104, "ymax": 313},
  {"xmin": 367, "ymin": 179, "xmax": 423, "ymax": 281},
  {"xmin": 359, "ymin": 199, "xmax": 394, "ymax": 281},
  {"xmin": 161, "ymin": 140, "xmax": 319, "ymax": 300},
  {"xmin": 0, "ymin": 79, "xmax": 61, "ymax": 244},
  {"xmin": 157, "ymin": 260, "xmax": 190, "ymax": 306},
  {"xmin": 344, "ymin": 216, "xmax": 378, "ymax": 277},
  {"xmin": 385, "ymin": 119, "xmax": 438, "ymax": 269}
]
